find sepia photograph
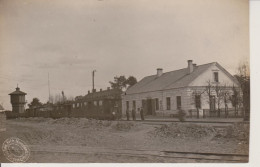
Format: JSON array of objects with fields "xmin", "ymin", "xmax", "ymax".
[{"xmin": 0, "ymin": 0, "xmax": 251, "ymax": 164}]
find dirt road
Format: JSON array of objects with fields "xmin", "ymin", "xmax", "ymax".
[{"xmin": 0, "ymin": 118, "xmax": 249, "ymax": 163}]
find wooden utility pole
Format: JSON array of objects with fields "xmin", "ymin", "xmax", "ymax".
[{"xmin": 48, "ymin": 73, "xmax": 51, "ymax": 102}]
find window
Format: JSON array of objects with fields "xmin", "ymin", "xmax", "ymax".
[
  {"xmin": 133, "ymin": 101, "xmax": 136, "ymax": 110},
  {"xmin": 72, "ymin": 104, "xmax": 75, "ymax": 108},
  {"xmin": 99, "ymin": 100, "xmax": 103, "ymax": 106},
  {"xmin": 195, "ymin": 95, "xmax": 201, "ymax": 109},
  {"xmin": 126, "ymin": 101, "xmax": 129, "ymax": 110},
  {"xmin": 155, "ymin": 98, "xmax": 159, "ymax": 110},
  {"xmin": 166, "ymin": 97, "xmax": 171, "ymax": 110},
  {"xmin": 214, "ymin": 72, "xmax": 219, "ymax": 82},
  {"xmin": 94, "ymin": 101, "xmax": 97, "ymax": 106},
  {"xmin": 177, "ymin": 96, "xmax": 181, "ymax": 109}
]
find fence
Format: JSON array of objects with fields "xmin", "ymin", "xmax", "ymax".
[
  {"xmin": 187, "ymin": 108, "xmax": 244, "ymax": 118},
  {"xmin": 5, "ymin": 108, "xmax": 117, "ymax": 120}
]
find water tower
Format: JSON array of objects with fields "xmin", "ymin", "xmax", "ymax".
[{"xmin": 9, "ymin": 86, "xmax": 27, "ymax": 113}]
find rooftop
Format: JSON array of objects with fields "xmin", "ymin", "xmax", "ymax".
[
  {"xmin": 9, "ymin": 87, "xmax": 27, "ymax": 95},
  {"xmin": 125, "ymin": 62, "xmax": 239, "ymax": 95}
]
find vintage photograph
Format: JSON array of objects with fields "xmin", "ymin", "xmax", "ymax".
[{"xmin": 0, "ymin": 0, "xmax": 249, "ymax": 163}]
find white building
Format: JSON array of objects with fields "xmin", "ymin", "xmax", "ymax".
[{"xmin": 122, "ymin": 60, "xmax": 240, "ymax": 117}]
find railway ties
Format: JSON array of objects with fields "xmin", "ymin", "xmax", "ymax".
[
  {"xmin": 29, "ymin": 145, "xmax": 248, "ymax": 163},
  {"xmin": 162, "ymin": 151, "xmax": 248, "ymax": 162}
]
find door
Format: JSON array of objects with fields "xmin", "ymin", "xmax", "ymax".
[
  {"xmin": 146, "ymin": 99, "xmax": 152, "ymax": 115},
  {"xmin": 142, "ymin": 100, "xmax": 147, "ymax": 114}
]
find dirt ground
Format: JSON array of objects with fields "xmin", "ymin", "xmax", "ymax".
[{"xmin": 0, "ymin": 118, "xmax": 249, "ymax": 163}]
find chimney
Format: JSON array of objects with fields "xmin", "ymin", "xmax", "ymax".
[
  {"xmin": 88, "ymin": 90, "xmax": 90, "ymax": 94},
  {"xmin": 100, "ymin": 88, "xmax": 102, "ymax": 92},
  {"xmin": 193, "ymin": 63, "xmax": 197, "ymax": 68},
  {"xmin": 157, "ymin": 68, "xmax": 163, "ymax": 77},
  {"xmin": 107, "ymin": 87, "xmax": 110, "ymax": 90},
  {"xmin": 187, "ymin": 60, "xmax": 193, "ymax": 74},
  {"xmin": 92, "ymin": 89, "xmax": 96, "ymax": 93}
]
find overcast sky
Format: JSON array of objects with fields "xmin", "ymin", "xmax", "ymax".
[{"xmin": 0, "ymin": 0, "xmax": 249, "ymax": 110}]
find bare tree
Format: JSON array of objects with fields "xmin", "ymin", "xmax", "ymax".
[
  {"xmin": 191, "ymin": 88, "xmax": 205, "ymax": 118},
  {"xmin": 234, "ymin": 62, "xmax": 250, "ymax": 121},
  {"xmin": 204, "ymin": 80, "xmax": 215, "ymax": 116},
  {"xmin": 49, "ymin": 95, "xmax": 54, "ymax": 104},
  {"xmin": 222, "ymin": 84, "xmax": 231, "ymax": 118},
  {"xmin": 229, "ymin": 85, "xmax": 239, "ymax": 116},
  {"xmin": 213, "ymin": 83, "xmax": 225, "ymax": 117},
  {"xmin": 67, "ymin": 95, "xmax": 74, "ymax": 102},
  {"xmin": 54, "ymin": 94, "xmax": 62, "ymax": 104}
]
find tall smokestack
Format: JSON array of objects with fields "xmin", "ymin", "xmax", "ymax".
[{"xmin": 187, "ymin": 60, "xmax": 193, "ymax": 74}]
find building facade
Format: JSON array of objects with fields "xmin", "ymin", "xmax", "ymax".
[
  {"xmin": 71, "ymin": 87, "xmax": 123, "ymax": 117},
  {"xmin": 122, "ymin": 60, "xmax": 241, "ymax": 117}
]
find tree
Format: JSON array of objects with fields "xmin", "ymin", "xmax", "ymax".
[
  {"xmin": 234, "ymin": 62, "xmax": 250, "ymax": 121},
  {"xmin": 109, "ymin": 75, "xmax": 137, "ymax": 90},
  {"xmin": 49, "ymin": 91, "xmax": 73, "ymax": 104},
  {"xmin": 205, "ymin": 80, "xmax": 215, "ymax": 116},
  {"xmin": 191, "ymin": 89, "xmax": 205, "ymax": 119},
  {"xmin": 109, "ymin": 76, "xmax": 127, "ymax": 90},
  {"xmin": 214, "ymin": 83, "xmax": 225, "ymax": 117},
  {"xmin": 28, "ymin": 98, "xmax": 42, "ymax": 109},
  {"xmin": 126, "ymin": 76, "xmax": 137, "ymax": 88},
  {"xmin": 222, "ymin": 84, "xmax": 231, "ymax": 118}
]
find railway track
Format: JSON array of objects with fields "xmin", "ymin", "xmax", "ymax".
[{"xmin": 28, "ymin": 145, "xmax": 248, "ymax": 163}]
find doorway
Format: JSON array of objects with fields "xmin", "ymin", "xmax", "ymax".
[{"xmin": 146, "ymin": 99, "xmax": 152, "ymax": 115}]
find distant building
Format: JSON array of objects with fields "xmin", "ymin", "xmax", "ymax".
[
  {"xmin": 9, "ymin": 87, "xmax": 27, "ymax": 113},
  {"xmin": 72, "ymin": 87, "xmax": 122, "ymax": 115},
  {"xmin": 122, "ymin": 60, "xmax": 240, "ymax": 117}
]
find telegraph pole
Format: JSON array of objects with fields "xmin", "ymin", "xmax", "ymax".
[
  {"xmin": 48, "ymin": 73, "xmax": 51, "ymax": 102},
  {"xmin": 92, "ymin": 70, "xmax": 96, "ymax": 91}
]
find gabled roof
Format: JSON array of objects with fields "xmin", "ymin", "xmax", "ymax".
[
  {"xmin": 9, "ymin": 87, "xmax": 27, "ymax": 95},
  {"xmin": 125, "ymin": 62, "xmax": 239, "ymax": 95}
]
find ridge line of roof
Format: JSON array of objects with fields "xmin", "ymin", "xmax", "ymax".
[
  {"xmin": 143, "ymin": 62, "xmax": 216, "ymax": 78},
  {"xmin": 125, "ymin": 62, "xmax": 216, "ymax": 94}
]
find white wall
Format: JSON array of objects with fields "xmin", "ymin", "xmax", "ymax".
[
  {"xmin": 122, "ymin": 63, "xmax": 240, "ymax": 116},
  {"xmin": 122, "ymin": 87, "xmax": 191, "ymax": 115},
  {"xmin": 189, "ymin": 63, "xmax": 239, "ymax": 87}
]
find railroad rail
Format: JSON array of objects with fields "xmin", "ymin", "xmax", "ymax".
[{"xmin": 28, "ymin": 145, "xmax": 248, "ymax": 163}]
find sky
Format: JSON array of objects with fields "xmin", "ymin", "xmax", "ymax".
[{"xmin": 0, "ymin": 0, "xmax": 249, "ymax": 110}]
